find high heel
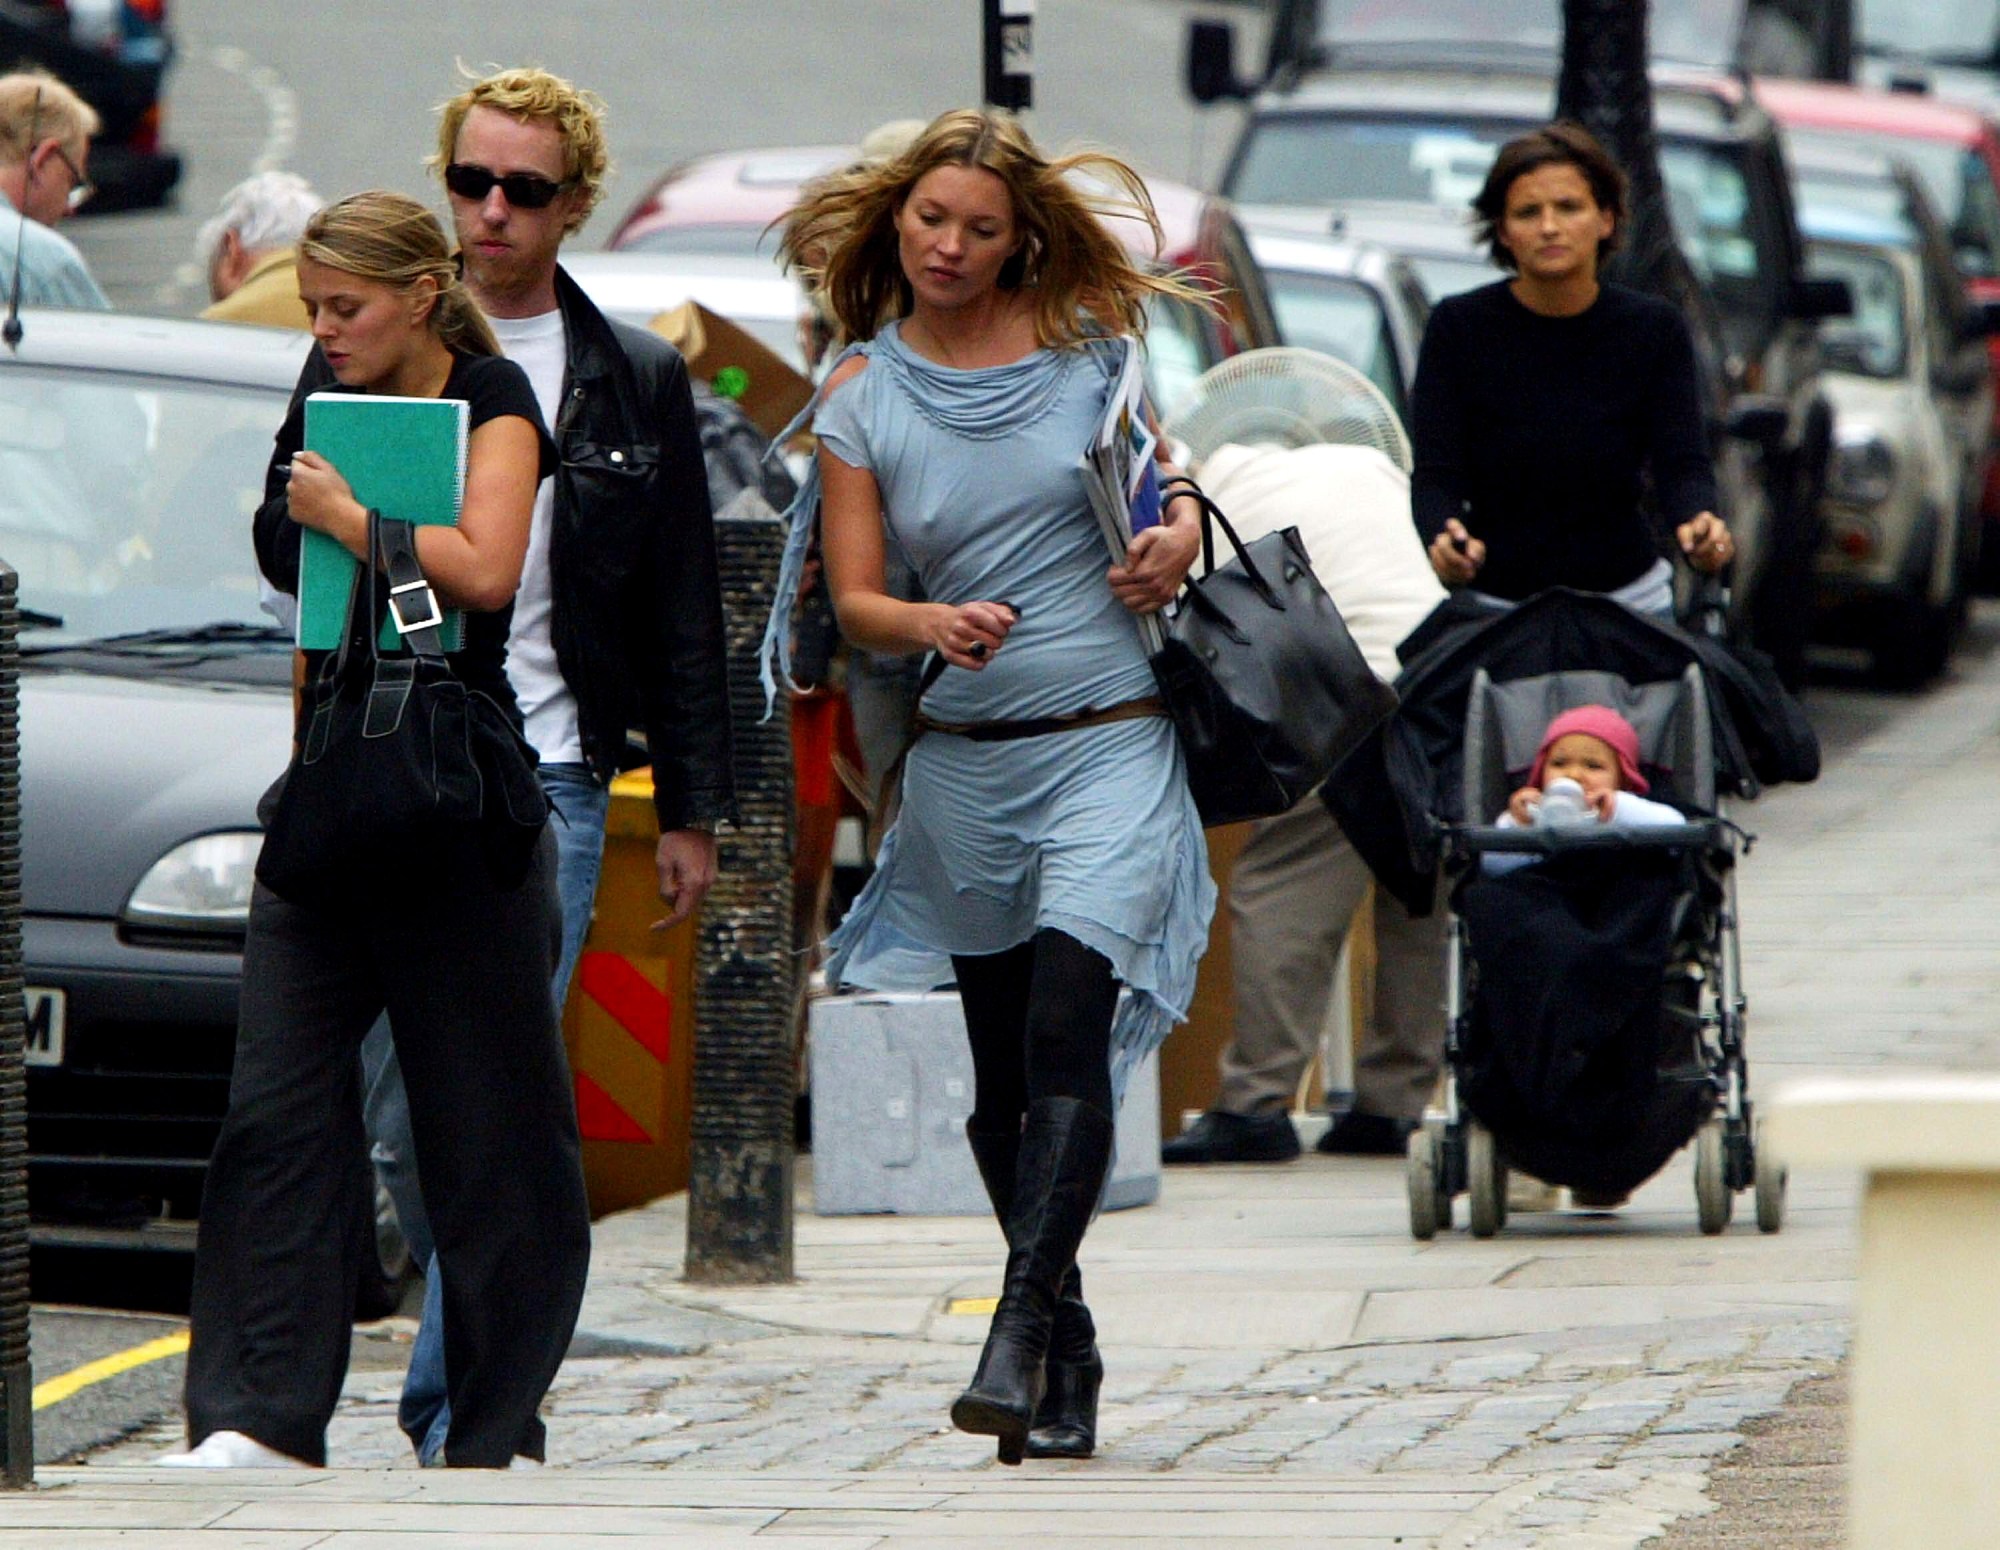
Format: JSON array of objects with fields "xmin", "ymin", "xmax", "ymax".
[
  {"xmin": 953, "ymin": 1099, "xmax": 1113, "ymax": 1464},
  {"xmin": 1026, "ymin": 1268, "xmax": 1102, "ymax": 1459}
]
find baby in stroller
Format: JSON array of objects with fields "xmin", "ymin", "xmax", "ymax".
[
  {"xmin": 1484, "ymin": 706, "xmax": 1685, "ymax": 874},
  {"xmin": 1407, "ymin": 652, "xmax": 1784, "ymax": 1240}
]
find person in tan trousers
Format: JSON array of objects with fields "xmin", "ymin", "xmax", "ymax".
[{"xmin": 1163, "ymin": 440, "xmax": 1449, "ymax": 1163}]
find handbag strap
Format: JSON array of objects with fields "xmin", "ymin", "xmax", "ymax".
[
  {"xmin": 373, "ymin": 515, "xmax": 448, "ymax": 660},
  {"xmin": 1158, "ymin": 475, "xmax": 1283, "ymax": 607}
]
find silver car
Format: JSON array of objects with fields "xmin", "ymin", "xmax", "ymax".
[{"xmin": 1243, "ymin": 224, "xmax": 1430, "ymax": 428}]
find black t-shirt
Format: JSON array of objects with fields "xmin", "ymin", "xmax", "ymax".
[
  {"xmin": 1409, "ymin": 281, "xmax": 1719, "ymax": 601},
  {"xmin": 262, "ymin": 350, "xmax": 556, "ymax": 716}
]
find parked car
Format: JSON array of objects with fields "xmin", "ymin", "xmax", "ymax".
[
  {"xmin": 1243, "ymin": 226, "xmax": 1429, "ymax": 426},
  {"xmin": 605, "ymin": 144, "xmax": 1283, "ymax": 418},
  {"xmin": 1854, "ymin": 0, "xmax": 2000, "ymax": 108},
  {"xmin": 1188, "ymin": 0, "xmax": 1855, "ymax": 105},
  {"xmin": 0, "ymin": 0, "xmax": 182, "ymax": 212},
  {"xmin": 1198, "ymin": 56, "xmax": 1844, "ymax": 677},
  {"xmin": 1786, "ymin": 140, "xmax": 1996, "ymax": 591},
  {"xmin": 1800, "ymin": 207, "xmax": 2000, "ymax": 679},
  {"xmin": 562, "ymin": 249, "xmax": 813, "ymax": 371},
  {"xmin": 1242, "ymin": 199, "xmax": 1501, "ymax": 303},
  {"xmin": 5, "ymin": 310, "xmax": 416, "ymax": 1304},
  {"xmin": 1756, "ymin": 76, "xmax": 2000, "ymax": 568}
]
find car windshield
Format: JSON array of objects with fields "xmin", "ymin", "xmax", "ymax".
[
  {"xmin": 1407, "ymin": 251, "xmax": 1503, "ymax": 298},
  {"xmin": 1311, "ymin": 0, "xmax": 1748, "ymax": 68},
  {"xmin": 1142, "ymin": 293, "xmax": 1215, "ymax": 423},
  {"xmin": 1787, "ymin": 127, "xmax": 2000, "ymax": 278},
  {"xmin": 1857, "ymin": 0, "xmax": 2000, "ymax": 64},
  {"xmin": 1809, "ymin": 243, "xmax": 1908, "ymax": 377},
  {"xmin": 0, "ymin": 367, "xmax": 285, "ymax": 643},
  {"xmin": 1233, "ymin": 117, "xmax": 1766, "ymax": 295},
  {"xmin": 1264, "ymin": 269, "xmax": 1409, "ymax": 422}
]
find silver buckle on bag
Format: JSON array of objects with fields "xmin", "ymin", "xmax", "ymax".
[{"xmin": 388, "ymin": 579, "xmax": 443, "ymax": 635}]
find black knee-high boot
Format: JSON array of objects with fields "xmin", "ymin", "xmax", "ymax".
[
  {"xmin": 952, "ymin": 1098, "xmax": 1114, "ymax": 1463},
  {"xmin": 965, "ymin": 1122, "xmax": 1105, "ymax": 1460}
]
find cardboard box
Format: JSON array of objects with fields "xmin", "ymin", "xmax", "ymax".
[{"xmin": 650, "ymin": 299, "xmax": 813, "ymax": 442}]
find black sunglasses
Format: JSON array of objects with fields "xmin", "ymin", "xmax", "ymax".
[{"xmin": 444, "ymin": 162, "xmax": 572, "ymax": 210}]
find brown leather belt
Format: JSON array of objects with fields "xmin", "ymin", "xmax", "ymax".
[{"xmin": 912, "ymin": 694, "xmax": 1167, "ymax": 744}]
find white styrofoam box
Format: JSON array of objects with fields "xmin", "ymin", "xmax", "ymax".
[{"xmin": 810, "ymin": 990, "xmax": 1161, "ymax": 1216}]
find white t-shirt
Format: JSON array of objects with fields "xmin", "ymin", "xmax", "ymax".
[{"xmin": 488, "ymin": 309, "xmax": 582, "ymax": 766}]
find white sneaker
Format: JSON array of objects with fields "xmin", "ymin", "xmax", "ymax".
[{"xmin": 159, "ymin": 1430, "xmax": 310, "ymax": 1468}]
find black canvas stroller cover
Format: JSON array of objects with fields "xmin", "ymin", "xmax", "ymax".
[
  {"xmin": 1327, "ymin": 588, "xmax": 1819, "ymax": 1203},
  {"xmin": 1324, "ymin": 588, "xmax": 1820, "ymax": 918}
]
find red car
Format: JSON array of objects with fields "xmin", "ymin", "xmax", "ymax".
[
  {"xmin": 1757, "ymin": 78, "xmax": 2000, "ymax": 543},
  {"xmin": 606, "ymin": 144, "xmax": 1280, "ymax": 420}
]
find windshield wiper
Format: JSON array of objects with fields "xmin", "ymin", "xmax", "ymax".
[
  {"xmin": 18, "ymin": 608, "xmax": 62, "ymax": 629},
  {"xmin": 22, "ymin": 621, "xmax": 291, "ymax": 658}
]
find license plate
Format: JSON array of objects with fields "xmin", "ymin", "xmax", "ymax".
[{"xmin": 24, "ymin": 987, "xmax": 64, "ymax": 1067}]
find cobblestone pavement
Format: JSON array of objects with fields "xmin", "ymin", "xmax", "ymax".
[{"xmin": 73, "ymin": 625, "xmax": 2000, "ymax": 1544}]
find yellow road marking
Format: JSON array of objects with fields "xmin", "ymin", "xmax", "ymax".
[
  {"xmin": 946, "ymin": 1296, "xmax": 998, "ymax": 1316},
  {"xmin": 33, "ymin": 1330, "xmax": 190, "ymax": 1410}
]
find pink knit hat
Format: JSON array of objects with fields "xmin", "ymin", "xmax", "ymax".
[{"xmin": 1528, "ymin": 705, "xmax": 1649, "ymax": 795}]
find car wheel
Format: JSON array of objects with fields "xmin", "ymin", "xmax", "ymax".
[{"xmin": 354, "ymin": 1174, "xmax": 418, "ymax": 1323}]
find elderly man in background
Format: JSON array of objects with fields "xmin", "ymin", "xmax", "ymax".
[
  {"xmin": 198, "ymin": 171, "xmax": 320, "ymax": 328},
  {"xmin": 0, "ymin": 70, "xmax": 106, "ymax": 309},
  {"xmin": 1164, "ymin": 440, "xmax": 1451, "ymax": 1164}
]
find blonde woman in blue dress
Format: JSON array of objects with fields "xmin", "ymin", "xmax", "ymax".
[{"xmin": 770, "ymin": 110, "xmax": 1216, "ymax": 1465}]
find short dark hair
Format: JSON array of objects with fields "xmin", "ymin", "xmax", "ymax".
[{"xmin": 1472, "ymin": 121, "xmax": 1628, "ymax": 272}]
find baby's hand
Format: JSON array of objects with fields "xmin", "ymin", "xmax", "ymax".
[
  {"xmin": 1589, "ymin": 788, "xmax": 1617, "ymax": 822},
  {"xmin": 1506, "ymin": 786, "xmax": 1541, "ymax": 825}
]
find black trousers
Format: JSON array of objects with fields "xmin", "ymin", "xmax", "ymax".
[{"xmin": 184, "ymin": 828, "xmax": 590, "ymax": 1467}]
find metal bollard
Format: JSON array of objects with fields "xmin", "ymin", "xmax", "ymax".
[
  {"xmin": 0, "ymin": 566, "xmax": 30, "ymax": 1485},
  {"xmin": 687, "ymin": 493, "xmax": 796, "ymax": 1284}
]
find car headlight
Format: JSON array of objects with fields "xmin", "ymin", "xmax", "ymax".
[
  {"xmin": 123, "ymin": 832, "xmax": 262, "ymax": 931},
  {"xmin": 1827, "ymin": 432, "xmax": 1895, "ymax": 506}
]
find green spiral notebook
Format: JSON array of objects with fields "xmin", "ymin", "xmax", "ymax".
[{"xmin": 296, "ymin": 392, "xmax": 468, "ymax": 651}]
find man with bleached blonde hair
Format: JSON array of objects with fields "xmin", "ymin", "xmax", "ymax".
[{"xmin": 0, "ymin": 70, "xmax": 106, "ymax": 309}]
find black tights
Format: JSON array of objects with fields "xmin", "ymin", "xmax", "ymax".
[{"xmin": 952, "ymin": 928, "xmax": 1119, "ymax": 1129}]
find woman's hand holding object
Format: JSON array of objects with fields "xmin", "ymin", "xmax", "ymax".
[
  {"xmin": 1110, "ymin": 518, "xmax": 1199, "ymax": 615},
  {"xmin": 1428, "ymin": 518, "xmax": 1485, "ymax": 585},
  {"xmin": 285, "ymin": 452, "xmax": 366, "ymax": 547},
  {"xmin": 1676, "ymin": 511, "xmax": 1734, "ymax": 575},
  {"xmin": 931, "ymin": 600, "xmax": 1018, "ymax": 670}
]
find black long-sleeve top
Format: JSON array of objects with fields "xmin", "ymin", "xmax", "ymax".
[{"xmin": 1410, "ymin": 280, "xmax": 1718, "ymax": 601}]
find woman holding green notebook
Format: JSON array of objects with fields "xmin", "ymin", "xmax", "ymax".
[{"xmin": 172, "ymin": 191, "xmax": 590, "ymax": 1470}]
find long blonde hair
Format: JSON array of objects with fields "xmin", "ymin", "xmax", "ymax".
[
  {"xmin": 298, "ymin": 191, "xmax": 499, "ymax": 357},
  {"xmin": 780, "ymin": 108, "xmax": 1214, "ymax": 349}
]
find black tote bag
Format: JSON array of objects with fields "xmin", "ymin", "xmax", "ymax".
[
  {"xmin": 1151, "ymin": 483, "xmax": 1398, "ymax": 828},
  {"xmin": 256, "ymin": 513, "xmax": 549, "ymax": 903}
]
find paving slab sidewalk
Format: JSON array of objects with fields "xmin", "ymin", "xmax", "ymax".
[{"xmin": 31, "ymin": 622, "xmax": 2000, "ymax": 1544}]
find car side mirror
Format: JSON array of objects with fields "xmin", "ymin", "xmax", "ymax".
[
  {"xmin": 1724, "ymin": 393, "xmax": 1791, "ymax": 447},
  {"xmin": 1186, "ymin": 19, "xmax": 1250, "ymax": 103},
  {"xmin": 1790, "ymin": 276, "xmax": 1853, "ymax": 322}
]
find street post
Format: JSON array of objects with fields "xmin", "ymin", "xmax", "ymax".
[
  {"xmin": 686, "ymin": 492, "xmax": 796, "ymax": 1284},
  {"xmin": 0, "ymin": 565, "xmax": 29, "ymax": 1485},
  {"xmin": 983, "ymin": 0, "xmax": 1034, "ymax": 111}
]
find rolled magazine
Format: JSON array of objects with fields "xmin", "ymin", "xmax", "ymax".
[{"xmin": 1079, "ymin": 341, "xmax": 1167, "ymax": 653}]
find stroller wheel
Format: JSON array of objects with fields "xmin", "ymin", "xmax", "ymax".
[
  {"xmin": 1695, "ymin": 1117, "xmax": 1733, "ymax": 1235},
  {"xmin": 1467, "ymin": 1122, "xmax": 1507, "ymax": 1238},
  {"xmin": 1753, "ymin": 1119, "xmax": 1786, "ymax": 1234},
  {"xmin": 1406, "ymin": 1126, "xmax": 1446, "ymax": 1240}
]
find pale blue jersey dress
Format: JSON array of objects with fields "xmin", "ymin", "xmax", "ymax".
[{"xmin": 788, "ymin": 322, "xmax": 1214, "ymax": 1094}]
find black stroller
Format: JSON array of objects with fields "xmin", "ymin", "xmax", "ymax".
[{"xmin": 1324, "ymin": 588, "xmax": 1820, "ymax": 1239}]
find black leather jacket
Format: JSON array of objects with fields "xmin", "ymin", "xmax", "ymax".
[{"xmin": 253, "ymin": 267, "xmax": 736, "ymax": 832}]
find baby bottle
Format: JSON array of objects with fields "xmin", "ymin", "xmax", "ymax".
[{"xmin": 1535, "ymin": 777, "xmax": 1594, "ymax": 828}]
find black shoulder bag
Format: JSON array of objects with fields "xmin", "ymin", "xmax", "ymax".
[
  {"xmin": 255, "ymin": 512, "xmax": 551, "ymax": 904},
  {"xmin": 1151, "ymin": 478, "xmax": 1399, "ymax": 828}
]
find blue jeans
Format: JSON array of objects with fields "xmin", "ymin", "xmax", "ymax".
[{"xmin": 372, "ymin": 761, "xmax": 610, "ymax": 1464}]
